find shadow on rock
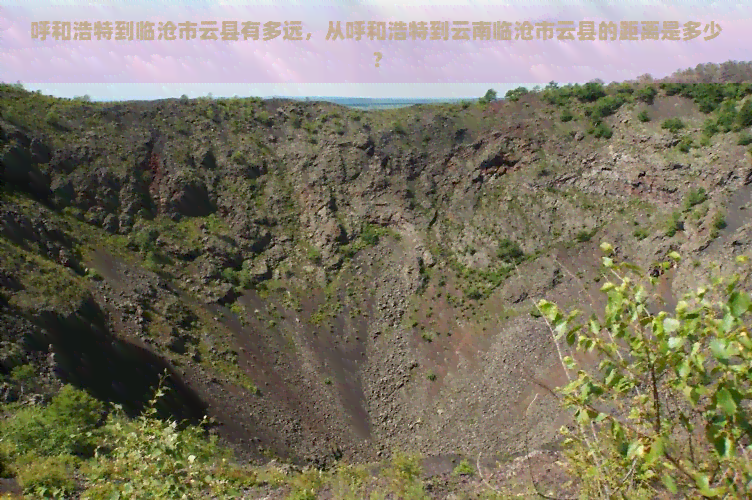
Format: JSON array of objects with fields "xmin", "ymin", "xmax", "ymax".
[{"xmin": 29, "ymin": 296, "xmax": 209, "ymax": 426}]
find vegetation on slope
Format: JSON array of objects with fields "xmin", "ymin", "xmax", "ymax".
[{"xmin": 2, "ymin": 60, "xmax": 752, "ymax": 498}]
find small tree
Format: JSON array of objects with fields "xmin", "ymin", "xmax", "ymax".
[
  {"xmin": 480, "ymin": 88, "xmax": 497, "ymax": 104},
  {"xmin": 536, "ymin": 244, "xmax": 752, "ymax": 498}
]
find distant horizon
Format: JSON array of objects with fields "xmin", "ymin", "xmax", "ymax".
[{"xmin": 10, "ymin": 82, "xmax": 540, "ymax": 103}]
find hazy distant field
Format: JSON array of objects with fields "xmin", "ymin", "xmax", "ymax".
[{"xmin": 287, "ymin": 96, "xmax": 477, "ymax": 109}]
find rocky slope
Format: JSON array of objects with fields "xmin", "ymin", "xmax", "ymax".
[{"xmin": 1, "ymin": 68, "xmax": 752, "ymax": 476}]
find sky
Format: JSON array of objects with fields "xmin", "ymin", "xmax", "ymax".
[{"xmin": 0, "ymin": 0, "xmax": 748, "ymax": 101}]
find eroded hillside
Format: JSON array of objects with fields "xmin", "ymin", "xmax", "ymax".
[{"xmin": 2, "ymin": 72, "xmax": 752, "ymax": 485}]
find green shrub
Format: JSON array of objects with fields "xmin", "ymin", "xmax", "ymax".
[
  {"xmin": 131, "ymin": 227, "xmax": 159, "ymax": 252},
  {"xmin": 635, "ymin": 85, "xmax": 657, "ymax": 105},
  {"xmin": 590, "ymin": 95, "xmax": 627, "ymax": 120},
  {"xmin": 83, "ymin": 373, "xmax": 237, "ymax": 499},
  {"xmin": 15, "ymin": 454, "xmax": 79, "ymax": 498},
  {"xmin": 737, "ymin": 132, "xmax": 752, "ymax": 145},
  {"xmin": 360, "ymin": 224, "xmax": 384, "ymax": 246},
  {"xmin": 712, "ymin": 211, "xmax": 727, "ymax": 231},
  {"xmin": 637, "ymin": 110, "xmax": 650, "ymax": 122},
  {"xmin": 575, "ymin": 82, "xmax": 606, "ymax": 103},
  {"xmin": 451, "ymin": 459, "xmax": 475, "ymax": 477},
  {"xmin": 737, "ymin": 99, "xmax": 752, "ymax": 128},
  {"xmin": 716, "ymin": 101, "xmax": 739, "ymax": 132},
  {"xmin": 44, "ymin": 109, "xmax": 60, "ymax": 126},
  {"xmin": 560, "ymin": 109, "xmax": 574, "ymax": 122},
  {"xmin": 703, "ymin": 118, "xmax": 720, "ymax": 136},
  {"xmin": 677, "ymin": 136, "xmax": 693, "ymax": 153},
  {"xmin": 496, "ymin": 238, "xmax": 524, "ymax": 263},
  {"xmin": 684, "ymin": 187, "xmax": 708, "ymax": 210},
  {"xmin": 256, "ymin": 111, "xmax": 272, "ymax": 125},
  {"xmin": 10, "ymin": 364, "xmax": 36, "ymax": 385},
  {"xmin": 661, "ymin": 117, "xmax": 685, "ymax": 133},
  {"xmin": 665, "ymin": 211, "xmax": 683, "ymax": 237},
  {"xmin": 286, "ymin": 489, "xmax": 317, "ymax": 500},
  {"xmin": 505, "ymin": 86, "xmax": 529, "ymax": 102},
  {"xmin": 632, "ymin": 227, "xmax": 649, "ymax": 240},
  {"xmin": 575, "ymin": 229, "xmax": 595, "ymax": 243},
  {"xmin": 541, "ymin": 247, "xmax": 752, "ymax": 498},
  {"xmin": 589, "ymin": 122, "xmax": 613, "ymax": 139},
  {"xmin": 1, "ymin": 385, "xmax": 104, "ymax": 458}
]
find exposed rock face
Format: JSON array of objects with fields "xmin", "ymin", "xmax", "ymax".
[{"xmin": 2, "ymin": 81, "xmax": 752, "ymax": 470}]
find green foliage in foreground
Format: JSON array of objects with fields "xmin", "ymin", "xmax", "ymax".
[
  {"xmin": 537, "ymin": 244, "xmax": 752, "ymax": 499},
  {"xmin": 2, "ymin": 239, "xmax": 751, "ymax": 498},
  {"xmin": 0, "ymin": 376, "xmax": 256, "ymax": 499}
]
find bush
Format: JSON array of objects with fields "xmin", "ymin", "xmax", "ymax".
[
  {"xmin": 684, "ymin": 187, "xmax": 708, "ymax": 210},
  {"xmin": 716, "ymin": 101, "xmax": 739, "ymax": 132},
  {"xmin": 661, "ymin": 117, "xmax": 685, "ymax": 133},
  {"xmin": 637, "ymin": 110, "xmax": 650, "ymax": 122},
  {"xmin": 635, "ymin": 85, "xmax": 658, "ymax": 105},
  {"xmin": 589, "ymin": 122, "xmax": 613, "ymax": 139},
  {"xmin": 575, "ymin": 82, "xmax": 606, "ymax": 103},
  {"xmin": 737, "ymin": 132, "xmax": 752, "ymax": 146},
  {"xmin": 677, "ymin": 136, "xmax": 693, "ymax": 153},
  {"xmin": 479, "ymin": 88, "xmax": 497, "ymax": 104},
  {"xmin": 1, "ymin": 385, "xmax": 104, "ymax": 458},
  {"xmin": 540, "ymin": 247, "xmax": 752, "ymax": 498},
  {"xmin": 632, "ymin": 227, "xmax": 649, "ymax": 240},
  {"xmin": 83, "ymin": 373, "xmax": 237, "ymax": 499},
  {"xmin": 737, "ymin": 99, "xmax": 752, "ymax": 128},
  {"xmin": 505, "ymin": 86, "xmax": 529, "ymax": 102},
  {"xmin": 590, "ymin": 95, "xmax": 627, "ymax": 120},
  {"xmin": 665, "ymin": 211, "xmax": 683, "ymax": 237},
  {"xmin": 15, "ymin": 454, "xmax": 79, "ymax": 498},
  {"xmin": 451, "ymin": 459, "xmax": 475, "ymax": 477},
  {"xmin": 703, "ymin": 118, "xmax": 720, "ymax": 137},
  {"xmin": 497, "ymin": 239, "xmax": 524, "ymax": 263},
  {"xmin": 44, "ymin": 109, "xmax": 60, "ymax": 126},
  {"xmin": 575, "ymin": 229, "xmax": 595, "ymax": 243},
  {"xmin": 560, "ymin": 109, "xmax": 574, "ymax": 122},
  {"xmin": 131, "ymin": 227, "xmax": 159, "ymax": 252}
]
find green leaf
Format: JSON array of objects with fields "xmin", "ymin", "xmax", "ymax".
[
  {"xmin": 627, "ymin": 440, "xmax": 644, "ymax": 458},
  {"xmin": 694, "ymin": 473, "xmax": 721, "ymax": 497},
  {"xmin": 599, "ymin": 242, "xmax": 614, "ymax": 255},
  {"xmin": 662, "ymin": 474, "xmax": 678, "ymax": 494},
  {"xmin": 538, "ymin": 300, "xmax": 557, "ymax": 322},
  {"xmin": 716, "ymin": 387, "xmax": 737, "ymax": 416},
  {"xmin": 565, "ymin": 329, "xmax": 576, "ymax": 346},
  {"xmin": 645, "ymin": 436, "xmax": 665, "ymax": 463},
  {"xmin": 710, "ymin": 339, "xmax": 731, "ymax": 362},
  {"xmin": 735, "ymin": 255, "xmax": 749, "ymax": 264},
  {"xmin": 667, "ymin": 251, "xmax": 681, "ymax": 261},
  {"xmin": 729, "ymin": 290, "xmax": 751, "ymax": 318},
  {"xmin": 668, "ymin": 336, "xmax": 685, "ymax": 349},
  {"xmin": 602, "ymin": 256, "xmax": 614, "ymax": 268},
  {"xmin": 663, "ymin": 317, "xmax": 680, "ymax": 333}
]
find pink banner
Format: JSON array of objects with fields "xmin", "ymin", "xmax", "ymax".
[{"xmin": 0, "ymin": 3, "xmax": 745, "ymax": 84}]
